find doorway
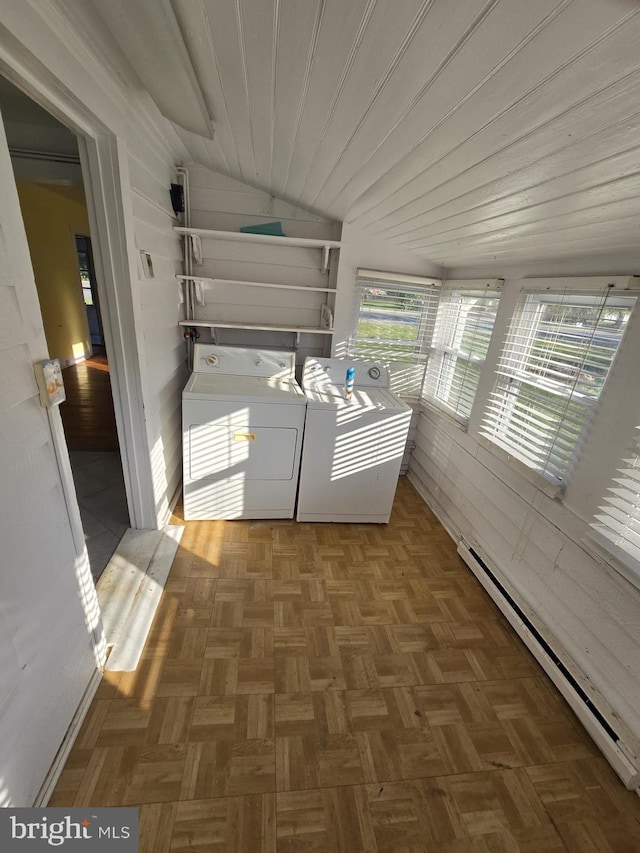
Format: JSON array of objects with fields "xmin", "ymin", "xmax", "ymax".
[{"xmin": 0, "ymin": 76, "xmax": 130, "ymax": 581}]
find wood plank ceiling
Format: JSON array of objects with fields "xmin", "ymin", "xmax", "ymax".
[{"xmin": 95, "ymin": 0, "xmax": 640, "ymax": 271}]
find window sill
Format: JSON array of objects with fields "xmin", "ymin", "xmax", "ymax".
[
  {"xmin": 473, "ymin": 433, "xmax": 564, "ymax": 499},
  {"xmin": 419, "ymin": 398, "xmax": 469, "ymax": 431},
  {"xmin": 419, "ymin": 402, "xmax": 565, "ymax": 501}
]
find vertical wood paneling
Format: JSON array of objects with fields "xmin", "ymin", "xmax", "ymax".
[
  {"xmin": 166, "ymin": 0, "xmax": 640, "ymax": 270},
  {"xmin": 373, "ymin": 107, "xmax": 640, "ymax": 241},
  {"xmin": 185, "ymin": 164, "xmax": 338, "ymax": 362},
  {"xmin": 298, "ymin": 0, "xmax": 428, "ymax": 206},
  {"xmin": 331, "ymin": 0, "xmax": 574, "ymax": 216},
  {"xmin": 281, "ymin": 0, "xmax": 373, "ymax": 200},
  {"xmin": 308, "ymin": 0, "xmax": 495, "ymax": 213},
  {"xmin": 199, "ymin": 0, "xmax": 259, "ymax": 184},
  {"xmin": 269, "ymin": 0, "xmax": 323, "ymax": 193},
  {"xmin": 237, "ymin": 0, "xmax": 276, "ymax": 186},
  {"xmin": 127, "ymin": 138, "xmax": 186, "ymax": 521},
  {"xmin": 171, "ymin": 0, "xmax": 242, "ymax": 177}
]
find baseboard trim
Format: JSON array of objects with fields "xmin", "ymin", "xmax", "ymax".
[
  {"xmin": 457, "ymin": 539, "xmax": 639, "ymax": 790},
  {"xmin": 406, "ymin": 465, "xmax": 640, "ymax": 791}
]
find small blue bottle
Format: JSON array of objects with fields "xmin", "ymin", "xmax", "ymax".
[{"xmin": 345, "ymin": 365, "xmax": 355, "ymax": 400}]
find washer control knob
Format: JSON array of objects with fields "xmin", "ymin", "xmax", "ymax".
[
  {"xmin": 205, "ymin": 354, "xmax": 219, "ymax": 366},
  {"xmin": 256, "ymin": 359, "xmax": 263, "ymax": 366},
  {"xmin": 279, "ymin": 362, "xmax": 287, "ymax": 368},
  {"xmin": 368, "ymin": 366, "xmax": 381, "ymax": 380}
]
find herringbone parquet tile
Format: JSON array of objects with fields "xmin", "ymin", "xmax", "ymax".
[{"xmin": 49, "ymin": 478, "xmax": 640, "ymax": 852}]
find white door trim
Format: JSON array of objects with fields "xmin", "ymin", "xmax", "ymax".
[
  {"xmin": 77, "ymin": 134, "xmax": 156, "ymax": 528},
  {"xmin": 0, "ymin": 55, "xmax": 158, "ymax": 530}
]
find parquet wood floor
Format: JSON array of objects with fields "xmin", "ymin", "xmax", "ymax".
[{"xmin": 50, "ymin": 478, "xmax": 640, "ymax": 851}]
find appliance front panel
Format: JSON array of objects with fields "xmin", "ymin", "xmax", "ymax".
[
  {"xmin": 302, "ymin": 357, "xmax": 390, "ymax": 391},
  {"xmin": 296, "ymin": 407, "xmax": 412, "ymax": 520},
  {"xmin": 193, "ymin": 344, "xmax": 295, "ymax": 379},
  {"xmin": 189, "ymin": 424, "xmax": 299, "ymax": 481}
]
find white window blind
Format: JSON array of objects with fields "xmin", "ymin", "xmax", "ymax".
[
  {"xmin": 590, "ymin": 426, "xmax": 640, "ymax": 588},
  {"xmin": 349, "ymin": 270, "xmax": 440, "ymax": 397},
  {"xmin": 422, "ymin": 284, "xmax": 501, "ymax": 421},
  {"xmin": 480, "ymin": 286, "xmax": 636, "ymax": 484}
]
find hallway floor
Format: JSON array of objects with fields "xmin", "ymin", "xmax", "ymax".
[
  {"xmin": 49, "ymin": 478, "xmax": 640, "ymax": 851},
  {"xmin": 61, "ymin": 354, "xmax": 129, "ymax": 580},
  {"xmin": 69, "ymin": 450, "xmax": 129, "ymax": 581}
]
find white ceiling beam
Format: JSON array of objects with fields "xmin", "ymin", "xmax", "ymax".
[{"xmin": 92, "ymin": 0, "xmax": 213, "ymax": 138}]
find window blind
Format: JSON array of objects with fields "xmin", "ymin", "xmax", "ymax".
[
  {"xmin": 480, "ymin": 287, "xmax": 635, "ymax": 483},
  {"xmin": 422, "ymin": 285, "xmax": 501, "ymax": 421},
  {"xmin": 591, "ymin": 427, "xmax": 640, "ymax": 583},
  {"xmin": 349, "ymin": 271, "xmax": 440, "ymax": 364}
]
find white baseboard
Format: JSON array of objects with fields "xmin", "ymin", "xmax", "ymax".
[
  {"xmin": 457, "ymin": 540, "xmax": 640, "ymax": 791},
  {"xmin": 407, "ymin": 466, "xmax": 640, "ymax": 791}
]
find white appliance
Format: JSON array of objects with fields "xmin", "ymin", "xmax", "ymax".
[
  {"xmin": 182, "ymin": 344, "xmax": 307, "ymax": 520},
  {"xmin": 296, "ymin": 357, "xmax": 412, "ymax": 523}
]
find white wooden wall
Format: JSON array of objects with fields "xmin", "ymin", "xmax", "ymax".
[
  {"xmin": 0, "ymin": 116, "xmax": 102, "ymax": 807},
  {"xmin": 408, "ymin": 275, "xmax": 640, "ymax": 757},
  {"xmin": 187, "ymin": 164, "xmax": 340, "ymax": 366},
  {"xmin": 127, "ymin": 123, "xmax": 187, "ymax": 522}
]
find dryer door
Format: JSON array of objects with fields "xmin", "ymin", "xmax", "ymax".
[{"xmin": 189, "ymin": 423, "xmax": 299, "ymax": 481}]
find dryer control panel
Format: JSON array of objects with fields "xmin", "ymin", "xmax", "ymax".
[
  {"xmin": 302, "ymin": 357, "xmax": 390, "ymax": 391},
  {"xmin": 193, "ymin": 344, "xmax": 295, "ymax": 379}
]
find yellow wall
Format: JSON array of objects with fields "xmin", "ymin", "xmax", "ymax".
[{"xmin": 16, "ymin": 180, "xmax": 92, "ymax": 364}]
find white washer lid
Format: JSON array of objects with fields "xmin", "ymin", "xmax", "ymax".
[
  {"xmin": 304, "ymin": 385, "xmax": 410, "ymax": 412},
  {"xmin": 183, "ymin": 372, "xmax": 306, "ymax": 405}
]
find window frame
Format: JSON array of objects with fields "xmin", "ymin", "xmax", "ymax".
[
  {"xmin": 587, "ymin": 426, "xmax": 640, "ymax": 593},
  {"xmin": 476, "ymin": 277, "xmax": 638, "ymax": 490},
  {"xmin": 421, "ymin": 279, "xmax": 502, "ymax": 425},
  {"xmin": 348, "ymin": 268, "xmax": 441, "ymax": 399}
]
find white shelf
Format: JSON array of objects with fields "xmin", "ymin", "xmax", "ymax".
[
  {"xmin": 179, "ymin": 320, "xmax": 333, "ymax": 335},
  {"xmin": 178, "ymin": 225, "xmax": 338, "ymax": 346},
  {"xmin": 176, "ymin": 274, "xmax": 334, "ymax": 294},
  {"xmin": 175, "ymin": 226, "xmax": 341, "ymax": 250}
]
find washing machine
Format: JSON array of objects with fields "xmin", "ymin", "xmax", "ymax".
[
  {"xmin": 182, "ymin": 344, "xmax": 307, "ymax": 520},
  {"xmin": 296, "ymin": 357, "xmax": 412, "ymax": 523}
]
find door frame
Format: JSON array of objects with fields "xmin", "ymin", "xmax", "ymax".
[{"xmin": 0, "ymin": 58, "xmax": 157, "ymax": 531}]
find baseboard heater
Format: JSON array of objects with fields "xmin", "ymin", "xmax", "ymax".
[{"xmin": 457, "ymin": 540, "xmax": 640, "ymax": 790}]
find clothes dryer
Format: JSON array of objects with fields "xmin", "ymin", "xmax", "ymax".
[{"xmin": 183, "ymin": 345, "xmax": 306, "ymax": 520}]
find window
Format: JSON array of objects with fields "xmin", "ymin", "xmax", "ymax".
[
  {"xmin": 480, "ymin": 285, "xmax": 636, "ymax": 484},
  {"xmin": 422, "ymin": 283, "xmax": 501, "ymax": 421},
  {"xmin": 76, "ymin": 235, "xmax": 94, "ymax": 305},
  {"xmin": 349, "ymin": 269, "xmax": 440, "ymax": 398},
  {"xmin": 590, "ymin": 426, "xmax": 640, "ymax": 589}
]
